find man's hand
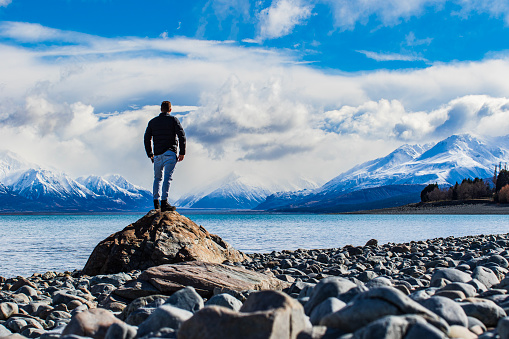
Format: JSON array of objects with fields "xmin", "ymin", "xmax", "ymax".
[
  {"xmin": 178, "ymin": 155, "xmax": 185, "ymax": 162},
  {"xmin": 150, "ymin": 156, "xmax": 154, "ymax": 163}
]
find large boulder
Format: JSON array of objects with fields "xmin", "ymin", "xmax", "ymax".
[
  {"xmin": 131, "ymin": 261, "xmax": 290, "ymax": 297},
  {"xmin": 82, "ymin": 211, "xmax": 249, "ymax": 276}
]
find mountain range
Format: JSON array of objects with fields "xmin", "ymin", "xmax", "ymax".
[
  {"xmin": 255, "ymin": 134, "xmax": 509, "ymax": 212},
  {"xmin": 0, "ymin": 151, "xmax": 152, "ymax": 213},
  {"xmin": 1, "ymin": 133, "xmax": 507, "ymax": 213},
  {"xmin": 175, "ymin": 173, "xmax": 319, "ymax": 209}
]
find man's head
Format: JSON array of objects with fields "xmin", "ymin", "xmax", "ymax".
[{"xmin": 161, "ymin": 101, "xmax": 172, "ymax": 113}]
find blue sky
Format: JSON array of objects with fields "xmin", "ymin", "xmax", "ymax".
[{"xmin": 1, "ymin": 0, "xmax": 509, "ymax": 196}]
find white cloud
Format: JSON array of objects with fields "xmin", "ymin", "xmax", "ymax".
[
  {"xmin": 357, "ymin": 50, "xmax": 428, "ymax": 62},
  {"xmin": 321, "ymin": 0, "xmax": 442, "ymax": 30},
  {"xmin": 0, "ymin": 0, "xmax": 11, "ymax": 7},
  {"xmin": 318, "ymin": 0, "xmax": 509, "ymax": 31},
  {"xmin": 324, "ymin": 95, "xmax": 509, "ymax": 141},
  {"xmin": 258, "ymin": 0, "xmax": 313, "ymax": 39},
  {"xmin": 455, "ymin": 0, "xmax": 509, "ymax": 24},
  {"xmin": 3, "ymin": 23, "xmax": 509, "ymax": 195}
]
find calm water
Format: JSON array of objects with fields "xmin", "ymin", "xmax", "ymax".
[{"xmin": 1, "ymin": 212, "xmax": 509, "ymax": 278}]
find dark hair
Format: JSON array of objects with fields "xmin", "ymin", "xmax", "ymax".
[{"xmin": 161, "ymin": 101, "xmax": 171, "ymax": 111}]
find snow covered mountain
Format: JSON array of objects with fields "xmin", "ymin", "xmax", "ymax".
[
  {"xmin": 176, "ymin": 172, "xmax": 319, "ymax": 209},
  {"xmin": 258, "ymin": 134, "xmax": 509, "ymax": 212},
  {"xmin": 0, "ymin": 151, "xmax": 152, "ymax": 212}
]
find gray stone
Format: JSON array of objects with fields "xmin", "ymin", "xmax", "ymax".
[
  {"xmin": 472, "ymin": 266, "xmax": 500, "ymax": 289},
  {"xmin": 304, "ymin": 277, "xmax": 356, "ymax": 315},
  {"xmin": 125, "ymin": 307, "xmax": 157, "ymax": 326},
  {"xmin": 104, "ymin": 322, "xmax": 137, "ymax": 339},
  {"xmin": 15, "ymin": 285, "xmax": 39, "ymax": 297},
  {"xmin": 441, "ymin": 282, "xmax": 477, "ymax": 298},
  {"xmin": 468, "ymin": 279, "xmax": 489, "ymax": 293},
  {"xmin": 460, "ymin": 299, "xmax": 507, "ymax": 327},
  {"xmin": 320, "ymin": 287, "xmax": 448, "ymax": 333},
  {"xmin": 420, "ymin": 296, "xmax": 468, "ymax": 326},
  {"xmin": 0, "ymin": 302, "xmax": 18, "ymax": 320},
  {"xmin": 136, "ymin": 304, "xmax": 192, "ymax": 337},
  {"xmin": 498, "ymin": 317, "xmax": 509, "ymax": 339},
  {"xmin": 365, "ymin": 277, "xmax": 392, "ymax": 289},
  {"xmin": 353, "ymin": 314, "xmax": 445, "ymax": 339},
  {"xmin": 430, "ymin": 269, "xmax": 471, "ymax": 286},
  {"xmin": 90, "ymin": 273, "xmax": 131, "ymax": 287},
  {"xmin": 140, "ymin": 327, "xmax": 177, "ymax": 338},
  {"xmin": 309, "ymin": 297, "xmax": 346, "ymax": 326},
  {"xmin": 118, "ymin": 295, "xmax": 168, "ymax": 321},
  {"xmin": 164, "ymin": 287, "xmax": 203, "ymax": 313},
  {"xmin": 178, "ymin": 302, "xmax": 308, "ymax": 339},
  {"xmin": 488, "ymin": 255, "xmax": 509, "ymax": 269},
  {"xmin": 0, "ymin": 324, "xmax": 12, "ymax": 337},
  {"xmin": 205, "ymin": 293, "xmax": 243, "ymax": 311}
]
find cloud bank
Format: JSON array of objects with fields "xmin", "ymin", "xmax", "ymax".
[{"xmin": 2, "ymin": 22, "xmax": 509, "ymax": 195}]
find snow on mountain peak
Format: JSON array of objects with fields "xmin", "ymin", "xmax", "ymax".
[{"xmin": 0, "ymin": 150, "xmax": 39, "ymax": 180}]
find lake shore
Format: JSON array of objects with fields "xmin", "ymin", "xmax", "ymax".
[
  {"xmin": 2, "ymin": 230, "xmax": 509, "ymax": 338},
  {"xmin": 349, "ymin": 200, "xmax": 509, "ymax": 215}
]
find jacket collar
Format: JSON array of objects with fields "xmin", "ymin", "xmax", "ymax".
[{"xmin": 159, "ymin": 112, "xmax": 171, "ymax": 117}]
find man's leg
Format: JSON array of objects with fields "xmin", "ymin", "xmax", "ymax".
[
  {"xmin": 152, "ymin": 155, "xmax": 164, "ymax": 208},
  {"xmin": 161, "ymin": 151, "xmax": 178, "ymax": 201}
]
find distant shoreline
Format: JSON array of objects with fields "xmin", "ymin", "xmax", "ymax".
[{"xmin": 348, "ymin": 200, "xmax": 509, "ymax": 214}]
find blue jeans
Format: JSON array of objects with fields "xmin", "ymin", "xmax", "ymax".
[{"xmin": 153, "ymin": 150, "xmax": 177, "ymax": 201}]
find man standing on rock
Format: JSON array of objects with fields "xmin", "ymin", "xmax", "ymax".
[{"xmin": 144, "ymin": 101, "xmax": 186, "ymax": 212}]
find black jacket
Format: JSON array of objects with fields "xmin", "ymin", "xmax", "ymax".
[{"xmin": 144, "ymin": 113, "xmax": 186, "ymax": 157}]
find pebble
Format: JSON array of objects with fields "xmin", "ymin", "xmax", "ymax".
[{"xmin": 3, "ymin": 233, "xmax": 509, "ymax": 338}]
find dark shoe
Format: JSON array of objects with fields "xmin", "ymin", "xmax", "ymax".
[
  {"xmin": 153, "ymin": 200, "xmax": 160, "ymax": 210},
  {"xmin": 161, "ymin": 200, "xmax": 176, "ymax": 212}
]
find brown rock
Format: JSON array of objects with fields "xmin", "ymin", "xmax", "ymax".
[
  {"xmin": 137, "ymin": 261, "xmax": 290, "ymax": 297},
  {"xmin": 82, "ymin": 211, "xmax": 249, "ymax": 276},
  {"xmin": 62, "ymin": 308, "xmax": 124, "ymax": 339}
]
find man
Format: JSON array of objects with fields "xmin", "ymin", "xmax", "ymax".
[{"xmin": 144, "ymin": 101, "xmax": 186, "ymax": 211}]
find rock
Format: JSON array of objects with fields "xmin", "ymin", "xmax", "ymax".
[
  {"xmin": 179, "ymin": 291, "xmax": 310, "ymax": 339},
  {"xmin": 62, "ymin": 308, "xmax": 124, "ymax": 339},
  {"xmin": 365, "ymin": 239, "xmax": 378, "ymax": 247},
  {"xmin": 104, "ymin": 322, "xmax": 137, "ymax": 339},
  {"xmin": 320, "ymin": 287, "xmax": 448, "ymax": 333},
  {"xmin": 113, "ymin": 279, "xmax": 161, "ymax": 300},
  {"xmin": 420, "ymin": 296, "xmax": 469, "ymax": 326},
  {"xmin": 431, "ymin": 268, "xmax": 471, "ymax": 286},
  {"xmin": 125, "ymin": 307, "xmax": 157, "ymax": 326},
  {"xmin": 205, "ymin": 294, "xmax": 243, "ymax": 311},
  {"xmin": 497, "ymin": 316, "xmax": 509, "ymax": 339},
  {"xmin": 309, "ymin": 297, "xmax": 346, "ymax": 326},
  {"xmin": 460, "ymin": 298, "xmax": 507, "ymax": 327},
  {"xmin": 488, "ymin": 255, "xmax": 509, "ymax": 269},
  {"xmin": 137, "ymin": 261, "xmax": 289, "ymax": 297},
  {"xmin": 0, "ymin": 325, "xmax": 11, "ymax": 337},
  {"xmin": 82, "ymin": 211, "xmax": 249, "ymax": 275},
  {"xmin": 118, "ymin": 295, "xmax": 168, "ymax": 321},
  {"xmin": 90, "ymin": 273, "xmax": 131, "ymax": 287},
  {"xmin": 303, "ymin": 277, "xmax": 356, "ymax": 315},
  {"xmin": 448, "ymin": 325, "xmax": 478, "ymax": 339},
  {"xmin": 472, "ymin": 267, "xmax": 499, "ymax": 289},
  {"xmin": 0, "ymin": 303, "xmax": 18, "ymax": 320},
  {"xmin": 136, "ymin": 304, "xmax": 193, "ymax": 337},
  {"xmin": 441, "ymin": 282, "xmax": 477, "ymax": 298},
  {"xmin": 353, "ymin": 315, "xmax": 445, "ymax": 339},
  {"xmin": 164, "ymin": 286, "xmax": 203, "ymax": 313}
]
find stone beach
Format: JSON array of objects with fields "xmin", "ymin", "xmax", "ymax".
[{"xmin": 1, "ymin": 211, "xmax": 509, "ymax": 338}]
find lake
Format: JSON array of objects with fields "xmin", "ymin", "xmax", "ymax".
[{"xmin": 1, "ymin": 212, "xmax": 509, "ymax": 278}]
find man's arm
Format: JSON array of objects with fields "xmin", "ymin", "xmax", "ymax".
[
  {"xmin": 144, "ymin": 124, "xmax": 154, "ymax": 161},
  {"xmin": 175, "ymin": 118, "xmax": 186, "ymax": 161}
]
